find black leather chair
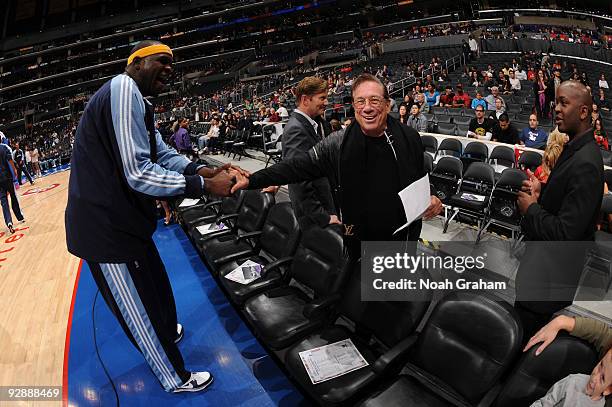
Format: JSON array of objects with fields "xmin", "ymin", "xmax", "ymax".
[
  {"xmin": 432, "ymin": 106, "xmax": 448, "ymax": 116},
  {"xmin": 283, "ymin": 260, "xmax": 432, "ymax": 405},
  {"xmin": 437, "ymin": 123, "xmax": 456, "ymax": 136},
  {"xmin": 191, "ymin": 190, "xmax": 274, "ymax": 247},
  {"xmin": 215, "ymin": 203, "xmax": 302, "ymax": 305},
  {"xmin": 447, "ymin": 108, "xmax": 463, "ymax": 117},
  {"xmin": 517, "ymin": 151, "xmax": 542, "ymax": 172},
  {"xmin": 358, "ymin": 292, "xmax": 523, "ymax": 407},
  {"xmin": 444, "ymin": 162, "xmax": 495, "ymax": 235},
  {"xmin": 242, "ymin": 226, "xmax": 345, "ymax": 349},
  {"xmin": 461, "ymin": 141, "xmax": 489, "ymax": 171},
  {"xmin": 435, "ymin": 138, "xmax": 463, "ymax": 161},
  {"xmin": 494, "ymin": 335, "xmax": 598, "ymax": 407},
  {"xmin": 453, "ymin": 115, "xmax": 472, "ymax": 126},
  {"xmin": 421, "ymin": 135, "xmax": 438, "ymax": 155},
  {"xmin": 489, "ymin": 145, "xmax": 515, "ymax": 172},
  {"xmin": 423, "ymin": 152, "xmax": 433, "ymax": 174},
  {"xmin": 479, "ymin": 168, "xmax": 527, "ymax": 241},
  {"xmin": 181, "ymin": 191, "xmax": 244, "ymax": 231},
  {"xmin": 430, "ymin": 157, "xmax": 463, "ymax": 204},
  {"xmin": 455, "ymin": 124, "xmax": 470, "ymax": 137}
]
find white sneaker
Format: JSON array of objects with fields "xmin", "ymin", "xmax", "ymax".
[
  {"xmin": 173, "ymin": 371, "xmax": 213, "ymax": 393},
  {"xmin": 175, "ymin": 323, "xmax": 184, "ymax": 344}
]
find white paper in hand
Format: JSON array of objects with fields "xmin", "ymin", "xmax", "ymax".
[
  {"xmin": 394, "ymin": 174, "xmax": 431, "ymax": 235},
  {"xmin": 299, "ymin": 339, "xmax": 369, "ymax": 384},
  {"xmin": 179, "ymin": 198, "xmax": 200, "ymax": 208}
]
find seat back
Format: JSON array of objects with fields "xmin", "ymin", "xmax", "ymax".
[
  {"xmin": 432, "ymin": 106, "xmax": 447, "ymax": 116},
  {"xmin": 518, "ymin": 151, "xmax": 542, "ymax": 172},
  {"xmin": 339, "ymin": 259, "xmax": 431, "ymax": 348},
  {"xmin": 494, "ymin": 336, "xmax": 598, "ymax": 407},
  {"xmin": 289, "ymin": 226, "xmax": 345, "ymax": 298},
  {"xmin": 220, "ymin": 190, "xmax": 245, "ymax": 215},
  {"xmin": 236, "ymin": 190, "xmax": 275, "ymax": 232},
  {"xmin": 259, "ymin": 202, "xmax": 301, "ymax": 259},
  {"xmin": 489, "ymin": 145, "xmax": 515, "ymax": 168},
  {"xmin": 421, "ymin": 135, "xmax": 438, "ymax": 154},
  {"xmin": 489, "ymin": 168, "xmax": 527, "ymax": 226},
  {"xmin": 453, "ymin": 116, "xmax": 471, "ymax": 126},
  {"xmin": 409, "ymin": 292, "xmax": 523, "ymax": 405},
  {"xmin": 459, "ymin": 162, "xmax": 495, "ymax": 196},
  {"xmin": 423, "ymin": 152, "xmax": 433, "ymax": 174},
  {"xmin": 436, "ymin": 138, "xmax": 462, "ymax": 158},
  {"xmin": 431, "ymin": 157, "xmax": 463, "ymax": 202},
  {"xmin": 463, "ymin": 141, "xmax": 489, "ymax": 161}
]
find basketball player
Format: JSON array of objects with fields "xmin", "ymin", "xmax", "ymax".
[{"xmin": 65, "ymin": 40, "xmax": 244, "ymax": 393}]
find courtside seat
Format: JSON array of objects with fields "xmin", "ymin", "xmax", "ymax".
[
  {"xmin": 182, "ymin": 192, "xmax": 243, "ymax": 231},
  {"xmin": 242, "ymin": 226, "xmax": 345, "ymax": 349}
]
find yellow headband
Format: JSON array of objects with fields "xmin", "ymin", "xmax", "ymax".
[{"xmin": 127, "ymin": 44, "xmax": 173, "ymax": 66}]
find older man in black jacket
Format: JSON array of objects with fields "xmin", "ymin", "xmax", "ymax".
[
  {"xmin": 233, "ymin": 74, "xmax": 442, "ymax": 254},
  {"xmin": 515, "ymin": 80, "xmax": 604, "ymax": 338},
  {"xmin": 282, "ymin": 77, "xmax": 338, "ymax": 229}
]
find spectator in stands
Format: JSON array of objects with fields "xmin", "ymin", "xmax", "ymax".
[
  {"xmin": 30, "ymin": 145, "xmax": 41, "ymax": 178},
  {"xmin": 519, "ymin": 114, "xmax": 548, "ymax": 149},
  {"xmin": 406, "ymin": 104, "xmax": 427, "ymax": 133},
  {"xmin": 268, "ymin": 108, "xmax": 280, "ymax": 123},
  {"xmin": 499, "ymin": 71, "xmax": 512, "ymax": 94},
  {"xmin": 237, "ymin": 110, "xmax": 253, "ymax": 135},
  {"xmin": 439, "ymin": 86, "xmax": 455, "ymax": 107},
  {"xmin": 200, "ymin": 118, "xmax": 220, "ymax": 154},
  {"xmin": 402, "ymin": 93, "xmax": 414, "ymax": 109},
  {"xmin": 595, "ymin": 88, "xmax": 610, "ymax": 112},
  {"xmin": 414, "ymin": 92, "xmax": 428, "ymax": 114},
  {"xmin": 492, "ymin": 113, "xmax": 519, "ymax": 145},
  {"xmin": 509, "ymin": 69, "xmax": 521, "ymax": 91},
  {"xmin": 592, "ymin": 104, "xmax": 601, "ymax": 125},
  {"xmin": 467, "ymin": 105, "xmax": 495, "ymax": 140},
  {"xmin": 424, "ymin": 84, "xmax": 440, "ymax": 109},
  {"xmin": 462, "ymin": 39, "xmax": 471, "ymax": 62},
  {"xmin": 452, "ymin": 84, "xmax": 471, "ymax": 108},
  {"xmin": 600, "ymin": 73, "xmax": 609, "ymax": 90},
  {"xmin": 552, "ymin": 69, "xmax": 563, "ymax": 100},
  {"xmin": 485, "ymin": 86, "xmax": 501, "ymax": 111},
  {"xmin": 469, "ymin": 70, "xmax": 481, "ymax": 87},
  {"xmin": 170, "ymin": 118, "xmax": 193, "ymax": 156},
  {"xmin": 516, "ymin": 66, "xmax": 528, "ymax": 81},
  {"xmin": 277, "ymin": 103, "xmax": 289, "ymax": 120},
  {"xmin": 468, "ymin": 35, "xmax": 479, "ymax": 59},
  {"xmin": 534, "ymin": 128, "xmax": 567, "ymax": 184},
  {"xmin": 594, "ymin": 119, "xmax": 608, "ymax": 150},
  {"xmin": 534, "ymin": 70, "xmax": 550, "ymax": 119},
  {"xmin": 523, "ymin": 314, "xmax": 612, "ymax": 406},
  {"xmin": 490, "ymin": 97, "xmax": 506, "ymax": 120},
  {"xmin": 398, "ymin": 104, "xmax": 408, "ymax": 125},
  {"xmin": 471, "ymin": 90, "xmax": 488, "ymax": 110},
  {"xmin": 483, "ymin": 73, "xmax": 497, "ymax": 92}
]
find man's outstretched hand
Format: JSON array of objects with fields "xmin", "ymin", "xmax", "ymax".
[{"xmin": 198, "ymin": 163, "xmax": 251, "ymax": 179}]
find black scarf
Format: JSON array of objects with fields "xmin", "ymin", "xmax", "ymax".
[{"xmin": 339, "ymin": 116, "xmax": 417, "ymax": 245}]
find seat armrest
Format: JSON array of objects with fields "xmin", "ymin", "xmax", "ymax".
[
  {"xmin": 213, "ymin": 249, "xmax": 257, "ymax": 266},
  {"xmin": 261, "ymin": 256, "xmax": 293, "ymax": 275},
  {"xmin": 216, "ymin": 213, "xmax": 239, "ymax": 224},
  {"xmin": 372, "ymin": 334, "xmax": 419, "ymax": 375},
  {"xmin": 302, "ymin": 294, "xmax": 341, "ymax": 319},
  {"xmin": 202, "ymin": 200, "xmax": 223, "ymax": 210},
  {"xmin": 235, "ymin": 231, "xmax": 262, "ymax": 242}
]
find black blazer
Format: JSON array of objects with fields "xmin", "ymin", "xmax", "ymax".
[
  {"xmin": 522, "ymin": 130, "xmax": 603, "ymax": 241},
  {"xmin": 281, "ymin": 112, "xmax": 336, "ymax": 228}
]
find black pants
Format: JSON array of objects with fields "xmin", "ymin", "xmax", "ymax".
[
  {"xmin": 87, "ymin": 241, "xmax": 190, "ymax": 391},
  {"xmin": 16, "ymin": 164, "xmax": 33, "ymax": 185},
  {"xmin": 0, "ymin": 179, "xmax": 23, "ymax": 226}
]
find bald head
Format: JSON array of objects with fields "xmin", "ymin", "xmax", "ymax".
[{"xmin": 554, "ymin": 80, "xmax": 593, "ymax": 137}]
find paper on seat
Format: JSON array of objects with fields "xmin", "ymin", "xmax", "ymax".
[
  {"xmin": 460, "ymin": 193, "xmax": 486, "ymax": 202},
  {"xmin": 196, "ymin": 222, "xmax": 227, "ymax": 235},
  {"xmin": 224, "ymin": 260, "xmax": 263, "ymax": 285},
  {"xmin": 299, "ymin": 338, "xmax": 369, "ymax": 384},
  {"xmin": 394, "ymin": 174, "xmax": 431, "ymax": 235},
  {"xmin": 179, "ymin": 198, "xmax": 200, "ymax": 207}
]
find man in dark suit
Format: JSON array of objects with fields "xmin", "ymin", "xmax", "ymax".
[
  {"xmin": 515, "ymin": 80, "xmax": 604, "ymax": 338},
  {"xmin": 282, "ymin": 77, "xmax": 339, "ymax": 228}
]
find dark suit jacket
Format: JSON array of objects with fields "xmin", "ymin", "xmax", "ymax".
[
  {"xmin": 522, "ymin": 130, "xmax": 603, "ymax": 241},
  {"xmin": 282, "ymin": 112, "xmax": 336, "ymax": 228}
]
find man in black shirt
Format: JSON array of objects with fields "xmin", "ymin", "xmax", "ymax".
[
  {"xmin": 0, "ymin": 144, "xmax": 24, "ymax": 233},
  {"xmin": 467, "ymin": 106, "xmax": 496, "ymax": 140},
  {"xmin": 492, "ymin": 113, "xmax": 520, "ymax": 145},
  {"xmin": 232, "ymin": 74, "xmax": 443, "ymax": 254}
]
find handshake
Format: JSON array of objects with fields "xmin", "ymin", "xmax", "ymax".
[{"xmin": 197, "ymin": 163, "xmax": 251, "ymax": 197}]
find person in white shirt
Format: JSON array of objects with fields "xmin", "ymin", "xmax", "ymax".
[
  {"xmin": 199, "ymin": 118, "xmax": 220, "ymax": 154},
  {"xmin": 30, "ymin": 146, "xmax": 41, "ymax": 178},
  {"xmin": 277, "ymin": 103, "xmax": 289, "ymax": 120},
  {"xmin": 516, "ymin": 67, "xmax": 528, "ymax": 81},
  {"xmin": 599, "ymin": 73, "xmax": 609, "ymax": 90},
  {"xmin": 469, "ymin": 36, "xmax": 479, "ymax": 58},
  {"xmin": 509, "ymin": 69, "xmax": 521, "ymax": 91}
]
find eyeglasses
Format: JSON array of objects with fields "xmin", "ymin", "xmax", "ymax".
[{"xmin": 354, "ymin": 96, "xmax": 387, "ymax": 109}]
